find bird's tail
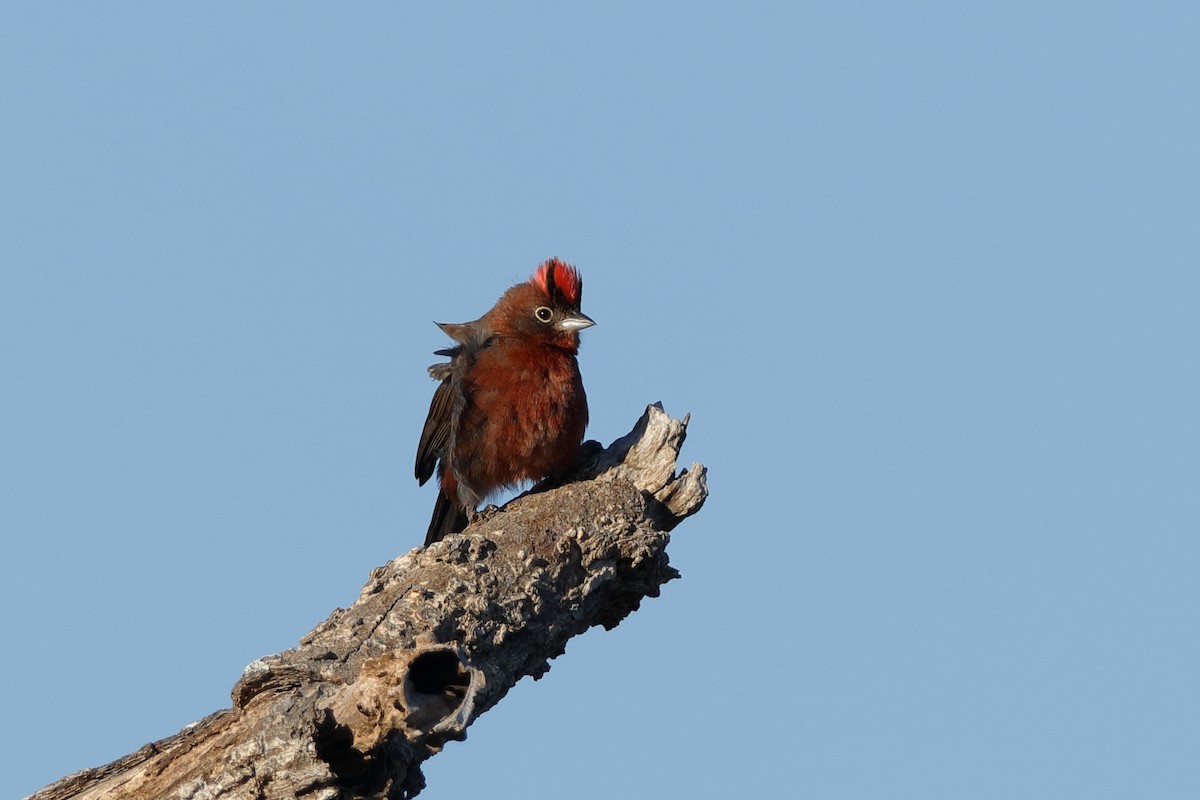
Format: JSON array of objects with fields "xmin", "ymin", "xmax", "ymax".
[{"xmin": 425, "ymin": 491, "xmax": 470, "ymax": 546}]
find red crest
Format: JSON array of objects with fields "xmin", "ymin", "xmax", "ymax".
[{"xmin": 530, "ymin": 258, "xmax": 583, "ymax": 307}]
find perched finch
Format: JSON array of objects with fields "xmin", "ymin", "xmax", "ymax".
[{"xmin": 415, "ymin": 258, "xmax": 594, "ymax": 545}]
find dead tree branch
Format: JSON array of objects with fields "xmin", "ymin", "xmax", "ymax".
[{"xmin": 30, "ymin": 404, "xmax": 707, "ymax": 800}]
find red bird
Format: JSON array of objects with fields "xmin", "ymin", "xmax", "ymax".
[{"xmin": 415, "ymin": 258, "xmax": 594, "ymax": 545}]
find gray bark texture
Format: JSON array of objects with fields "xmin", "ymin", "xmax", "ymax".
[{"xmin": 30, "ymin": 404, "xmax": 707, "ymax": 800}]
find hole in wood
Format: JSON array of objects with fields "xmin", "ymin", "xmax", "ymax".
[{"xmin": 408, "ymin": 649, "xmax": 470, "ymax": 701}]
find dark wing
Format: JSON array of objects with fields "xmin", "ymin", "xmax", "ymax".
[
  {"xmin": 415, "ymin": 348, "xmax": 458, "ymax": 485},
  {"xmin": 414, "ymin": 319, "xmax": 492, "ymax": 486}
]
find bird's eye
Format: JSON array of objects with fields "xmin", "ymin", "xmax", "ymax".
[{"xmin": 534, "ymin": 306, "xmax": 553, "ymax": 323}]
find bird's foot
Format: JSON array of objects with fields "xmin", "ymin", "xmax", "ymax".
[{"xmin": 466, "ymin": 504, "xmax": 502, "ymax": 525}]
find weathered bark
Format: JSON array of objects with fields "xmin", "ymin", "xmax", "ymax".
[{"xmin": 30, "ymin": 404, "xmax": 707, "ymax": 800}]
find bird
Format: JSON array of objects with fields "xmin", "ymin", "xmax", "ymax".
[{"xmin": 415, "ymin": 258, "xmax": 594, "ymax": 545}]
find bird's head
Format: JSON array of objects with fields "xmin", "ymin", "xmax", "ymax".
[{"xmin": 490, "ymin": 258, "xmax": 594, "ymax": 351}]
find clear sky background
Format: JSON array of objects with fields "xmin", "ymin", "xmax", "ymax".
[{"xmin": 3, "ymin": 4, "xmax": 1198, "ymax": 798}]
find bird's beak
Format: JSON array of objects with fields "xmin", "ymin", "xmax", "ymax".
[{"xmin": 557, "ymin": 312, "xmax": 595, "ymax": 332}]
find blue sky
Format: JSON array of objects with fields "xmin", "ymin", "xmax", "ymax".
[{"xmin": 3, "ymin": 4, "xmax": 1198, "ymax": 798}]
